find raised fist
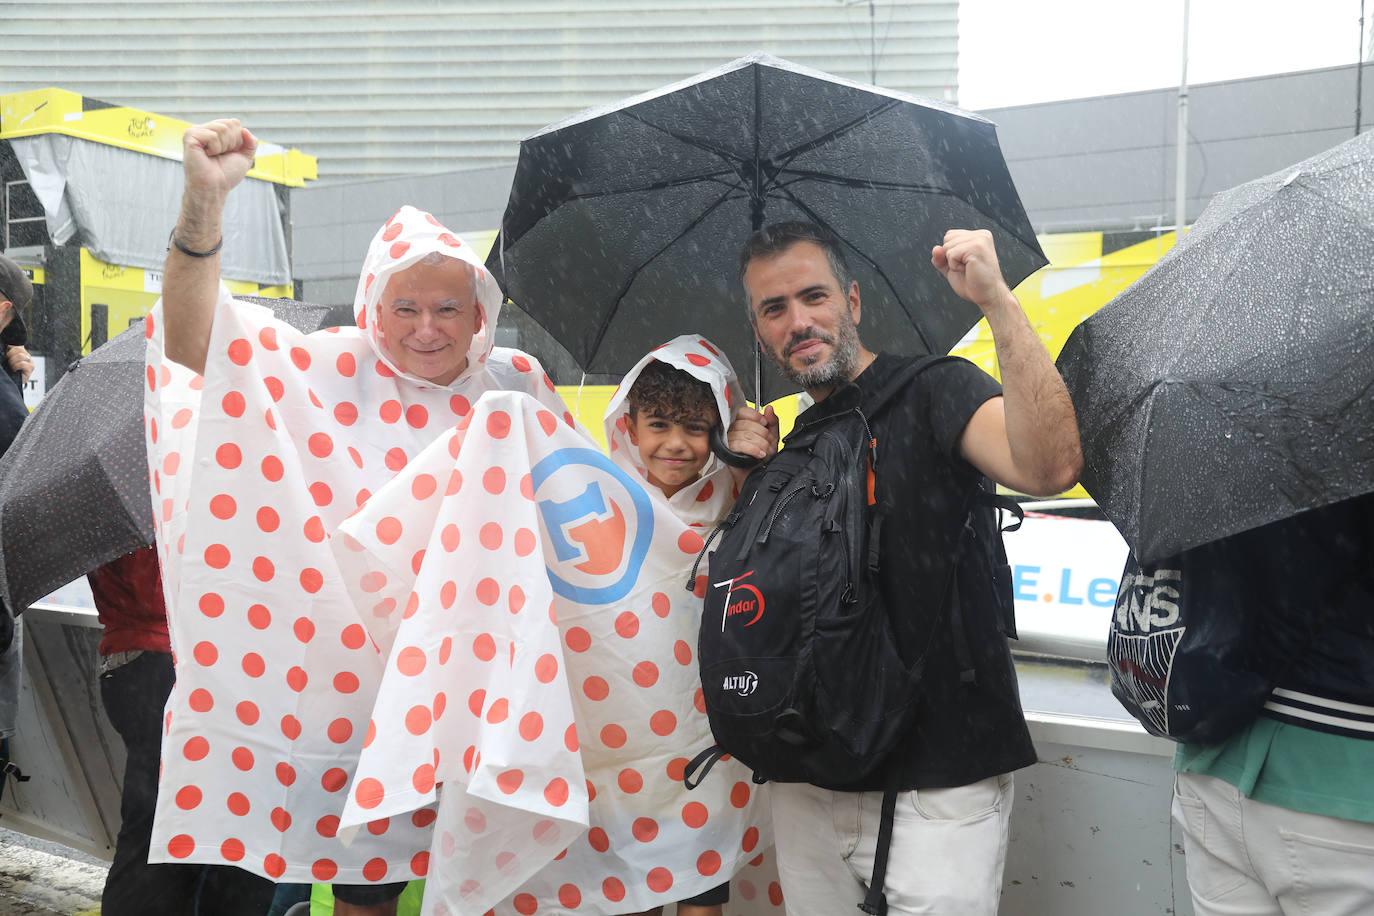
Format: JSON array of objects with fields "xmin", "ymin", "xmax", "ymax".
[
  {"xmin": 931, "ymin": 228, "xmax": 1015, "ymax": 316},
  {"xmin": 182, "ymin": 119, "xmax": 257, "ymax": 201}
]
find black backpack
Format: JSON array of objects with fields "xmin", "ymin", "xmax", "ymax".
[
  {"xmin": 685, "ymin": 356, "xmax": 1021, "ymax": 915},
  {"xmin": 1107, "ymin": 551, "xmax": 1273, "ymax": 744}
]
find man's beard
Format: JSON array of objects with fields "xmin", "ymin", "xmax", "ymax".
[{"xmin": 772, "ymin": 311, "xmax": 861, "ymax": 390}]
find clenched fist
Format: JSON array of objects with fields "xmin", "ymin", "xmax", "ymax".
[
  {"xmin": 182, "ymin": 118, "xmax": 258, "ymax": 202},
  {"xmin": 931, "ymin": 229, "xmax": 1016, "ymax": 317}
]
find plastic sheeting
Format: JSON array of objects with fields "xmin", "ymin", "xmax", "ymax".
[{"xmin": 9, "ymin": 135, "xmax": 290, "ymax": 285}]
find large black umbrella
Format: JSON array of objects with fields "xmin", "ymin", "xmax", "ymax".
[
  {"xmin": 0, "ymin": 298, "xmax": 342, "ymax": 614},
  {"xmin": 487, "ymin": 53, "xmax": 1046, "ymax": 398},
  {"xmin": 1057, "ymin": 130, "xmax": 1374, "ymax": 564}
]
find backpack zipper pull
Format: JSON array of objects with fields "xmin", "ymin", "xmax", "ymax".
[
  {"xmin": 758, "ymin": 483, "xmax": 809, "ymax": 545},
  {"xmin": 855, "ymin": 408, "xmax": 879, "ymax": 507}
]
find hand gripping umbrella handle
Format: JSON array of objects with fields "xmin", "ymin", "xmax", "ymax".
[{"xmin": 710, "ymin": 424, "xmax": 761, "ymax": 470}]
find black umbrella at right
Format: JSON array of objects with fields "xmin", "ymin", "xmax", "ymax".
[{"xmin": 1057, "ymin": 130, "xmax": 1374, "ymax": 564}]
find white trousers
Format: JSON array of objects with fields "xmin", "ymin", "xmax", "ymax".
[
  {"xmin": 769, "ymin": 774, "xmax": 1013, "ymax": 916},
  {"xmin": 1174, "ymin": 771, "xmax": 1374, "ymax": 916}
]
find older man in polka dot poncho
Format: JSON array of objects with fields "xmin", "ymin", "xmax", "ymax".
[{"xmin": 147, "ymin": 119, "xmax": 570, "ymax": 914}]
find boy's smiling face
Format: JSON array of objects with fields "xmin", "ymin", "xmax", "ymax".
[{"xmin": 627, "ymin": 407, "xmax": 713, "ymax": 498}]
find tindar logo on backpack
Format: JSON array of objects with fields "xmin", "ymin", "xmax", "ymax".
[{"xmin": 713, "ymin": 570, "xmax": 766, "ymax": 630}]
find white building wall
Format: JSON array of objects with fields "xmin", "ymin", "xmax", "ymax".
[{"xmin": 1, "ymin": 0, "xmax": 958, "ymax": 180}]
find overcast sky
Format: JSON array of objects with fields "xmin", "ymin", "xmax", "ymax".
[{"xmin": 959, "ymin": 0, "xmax": 1368, "ymax": 109}]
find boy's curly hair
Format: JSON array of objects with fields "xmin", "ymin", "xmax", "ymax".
[{"xmin": 626, "ymin": 360, "xmax": 719, "ymax": 427}]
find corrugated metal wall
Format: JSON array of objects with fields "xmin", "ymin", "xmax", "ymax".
[{"xmin": 1, "ymin": 0, "xmax": 959, "ymax": 180}]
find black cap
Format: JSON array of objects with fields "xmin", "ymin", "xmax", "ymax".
[{"xmin": 0, "ymin": 254, "xmax": 32, "ymax": 347}]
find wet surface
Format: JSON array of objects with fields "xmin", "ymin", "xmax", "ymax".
[
  {"xmin": 0, "ymin": 828, "xmax": 105, "ymax": 915},
  {"xmin": 1015, "ymin": 654, "xmax": 1137, "ymax": 723}
]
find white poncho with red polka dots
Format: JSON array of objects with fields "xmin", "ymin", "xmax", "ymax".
[
  {"xmin": 334, "ymin": 335, "xmax": 781, "ymax": 913},
  {"xmin": 143, "ymin": 206, "xmax": 571, "ymax": 889}
]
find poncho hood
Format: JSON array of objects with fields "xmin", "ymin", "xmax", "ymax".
[
  {"xmin": 603, "ymin": 335, "xmax": 744, "ymax": 525},
  {"xmin": 355, "ymin": 205, "xmax": 503, "ymax": 388}
]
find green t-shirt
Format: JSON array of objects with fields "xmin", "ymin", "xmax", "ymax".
[{"xmin": 1176, "ymin": 717, "xmax": 1374, "ymax": 824}]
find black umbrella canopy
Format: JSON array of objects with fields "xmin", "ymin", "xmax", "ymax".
[
  {"xmin": 0, "ymin": 297, "xmax": 338, "ymax": 613},
  {"xmin": 489, "ymin": 53, "xmax": 1046, "ymax": 393},
  {"xmin": 1058, "ymin": 130, "xmax": 1374, "ymax": 563}
]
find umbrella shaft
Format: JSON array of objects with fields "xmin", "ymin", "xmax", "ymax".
[{"xmin": 750, "ymin": 164, "xmax": 765, "ymax": 407}]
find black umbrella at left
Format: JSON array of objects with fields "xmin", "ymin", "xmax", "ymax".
[{"xmin": 0, "ymin": 297, "xmax": 341, "ymax": 615}]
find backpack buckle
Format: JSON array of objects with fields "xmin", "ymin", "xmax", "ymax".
[{"xmin": 867, "ymin": 511, "xmax": 887, "ymax": 575}]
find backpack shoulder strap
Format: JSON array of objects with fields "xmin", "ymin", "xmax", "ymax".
[{"xmin": 865, "ymin": 354, "xmax": 954, "ymax": 419}]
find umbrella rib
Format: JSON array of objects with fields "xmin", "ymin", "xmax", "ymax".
[
  {"xmin": 562, "ymin": 169, "xmax": 746, "ymax": 205},
  {"xmin": 775, "ymin": 169, "xmax": 1047, "ymax": 260},
  {"xmin": 585, "ymin": 186, "xmax": 746, "ymax": 364},
  {"xmin": 775, "ymin": 169, "xmax": 958, "ymax": 196},
  {"xmin": 785, "ymin": 169, "xmax": 1038, "ymax": 260},
  {"xmin": 1289, "ymin": 179, "xmax": 1374, "ymax": 236},
  {"xmin": 1182, "ymin": 157, "xmax": 1373, "ymax": 254},
  {"xmin": 773, "ymin": 186, "xmax": 934, "ymax": 353},
  {"xmin": 617, "ymin": 110, "xmax": 747, "ymax": 169},
  {"xmin": 767, "ymin": 100, "xmax": 902, "ymax": 180}
]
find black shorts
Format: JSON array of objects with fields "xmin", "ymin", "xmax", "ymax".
[
  {"xmin": 332, "ymin": 881, "xmax": 408, "ymax": 905},
  {"xmin": 679, "ymin": 881, "xmax": 730, "ymax": 905}
]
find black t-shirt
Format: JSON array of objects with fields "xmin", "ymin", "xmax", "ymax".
[{"xmin": 845, "ymin": 352, "xmax": 1036, "ymax": 790}]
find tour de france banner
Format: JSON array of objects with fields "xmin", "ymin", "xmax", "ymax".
[{"xmin": 334, "ymin": 390, "xmax": 780, "ymax": 915}]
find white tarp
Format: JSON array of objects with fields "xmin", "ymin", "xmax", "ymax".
[{"xmin": 9, "ymin": 135, "xmax": 290, "ymax": 285}]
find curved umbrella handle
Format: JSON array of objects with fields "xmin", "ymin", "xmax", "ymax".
[{"xmin": 709, "ymin": 424, "xmax": 760, "ymax": 470}]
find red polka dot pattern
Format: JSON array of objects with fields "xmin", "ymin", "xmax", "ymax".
[{"xmin": 145, "ymin": 303, "xmax": 770, "ymax": 907}]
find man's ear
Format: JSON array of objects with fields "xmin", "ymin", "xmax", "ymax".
[{"xmin": 848, "ymin": 280, "xmax": 862, "ymax": 326}]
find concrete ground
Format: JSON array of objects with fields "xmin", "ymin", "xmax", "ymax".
[{"xmin": 0, "ymin": 828, "xmax": 105, "ymax": 915}]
